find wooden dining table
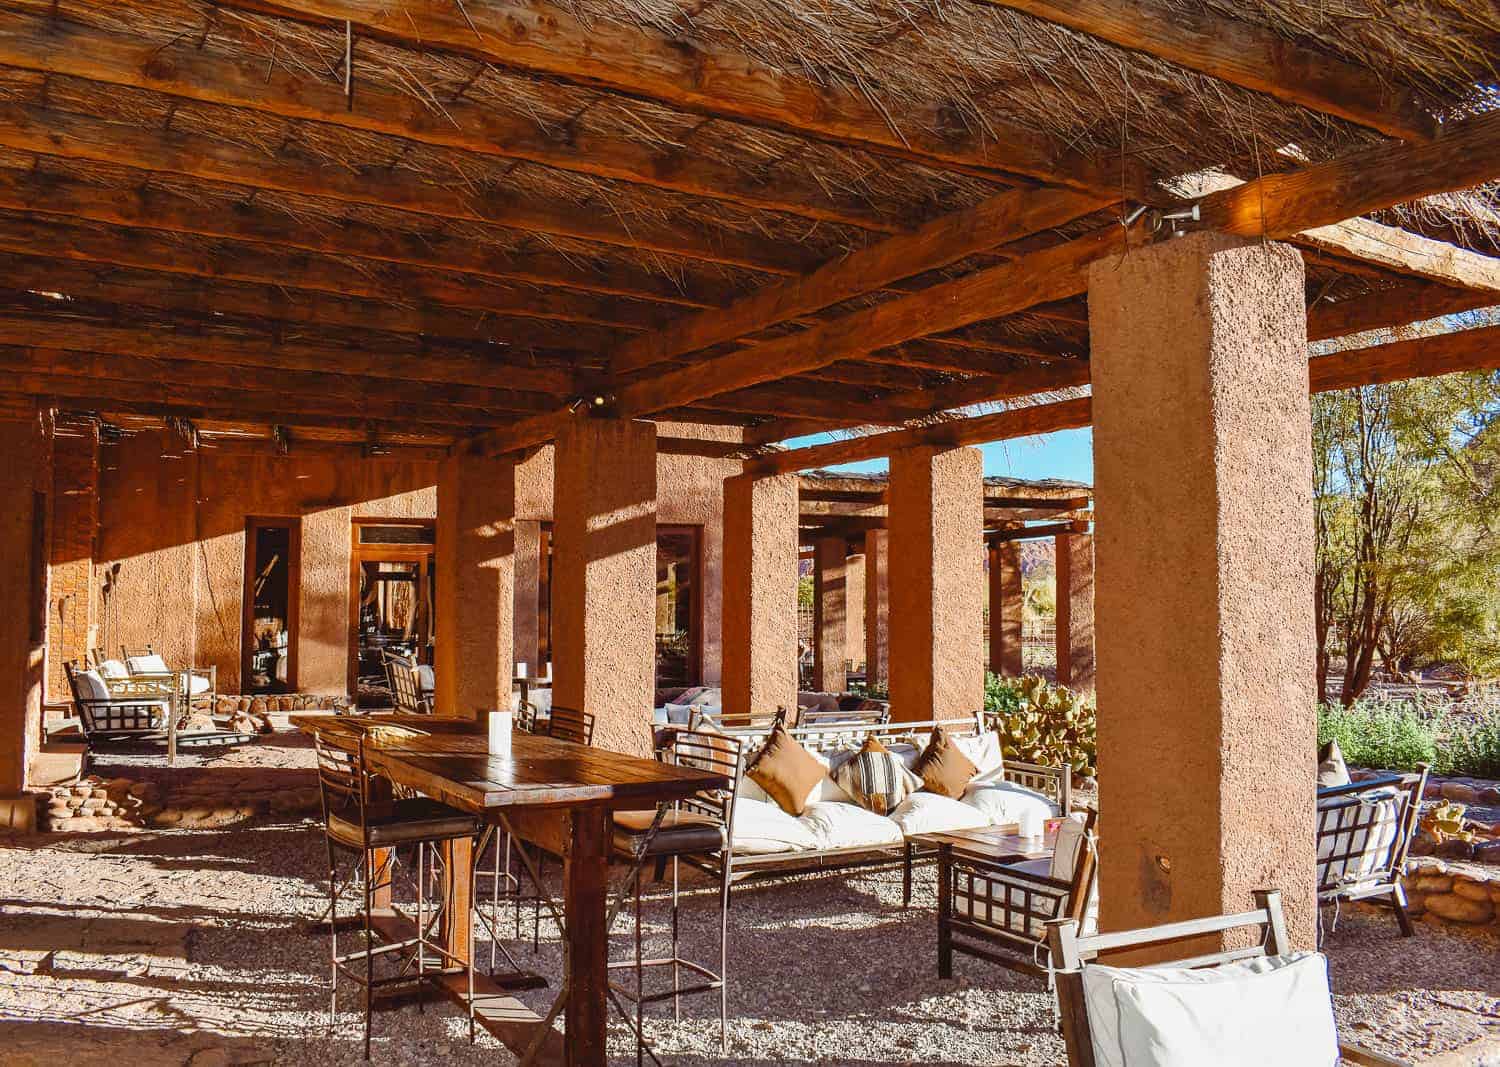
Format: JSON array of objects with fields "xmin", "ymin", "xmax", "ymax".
[{"xmin": 291, "ymin": 713, "xmax": 728, "ymax": 1066}]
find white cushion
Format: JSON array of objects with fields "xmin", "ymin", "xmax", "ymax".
[
  {"xmin": 662, "ymin": 702, "xmax": 697, "ymax": 725},
  {"xmin": 127, "ymin": 653, "xmax": 170, "ymax": 675},
  {"xmin": 97, "ymin": 659, "xmax": 129, "ymax": 681},
  {"xmin": 1052, "ymin": 813, "xmax": 1089, "ymax": 882},
  {"xmin": 962, "ymin": 780, "xmax": 1058, "ymax": 827},
  {"xmin": 187, "ymin": 674, "xmax": 212, "ymax": 696},
  {"xmin": 953, "ymin": 731, "xmax": 1005, "ymax": 781},
  {"xmin": 1316, "ymin": 793, "xmax": 1400, "ymax": 887},
  {"xmin": 415, "ymin": 664, "xmax": 435, "ymax": 693},
  {"xmin": 76, "ymin": 669, "xmax": 111, "ymax": 702},
  {"xmin": 889, "ymin": 792, "xmax": 989, "ymax": 836},
  {"xmin": 731, "ymin": 797, "xmax": 821, "ymax": 855},
  {"xmin": 807, "ymin": 750, "xmax": 854, "ymax": 804},
  {"xmin": 1083, "ymin": 952, "xmax": 1339, "ymax": 1067},
  {"xmin": 797, "ymin": 801, "xmax": 904, "ymax": 851}
]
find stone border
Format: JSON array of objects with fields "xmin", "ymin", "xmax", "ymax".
[{"xmin": 1400, "ymin": 858, "xmax": 1500, "ymax": 927}]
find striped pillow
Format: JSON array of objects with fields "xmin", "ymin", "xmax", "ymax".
[{"xmin": 834, "ymin": 737, "xmax": 921, "ymax": 816}]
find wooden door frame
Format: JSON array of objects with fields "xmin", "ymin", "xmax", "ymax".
[
  {"xmin": 347, "ymin": 518, "xmax": 436, "ymax": 698},
  {"xmin": 241, "ymin": 516, "xmax": 301, "ymax": 693}
]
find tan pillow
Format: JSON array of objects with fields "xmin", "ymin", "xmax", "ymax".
[
  {"xmin": 834, "ymin": 736, "xmax": 921, "ymax": 816},
  {"xmin": 913, "ymin": 726, "xmax": 980, "ymax": 799},
  {"xmin": 746, "ymin": 724, "xmax": 829, "ymax": 816}
]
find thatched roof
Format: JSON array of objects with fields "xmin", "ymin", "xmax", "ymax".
[{"xmin": 0, "ymin": 0, "xmax": 1494, "ymax": 449}]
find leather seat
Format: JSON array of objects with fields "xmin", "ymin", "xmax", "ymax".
[
  {"xmin": 612, "ymin": 809, "xmax": 725, "ymax": 857},
  {"xmin": 327, "ymin": 797, "xmax": 480, "ymax": 849}
]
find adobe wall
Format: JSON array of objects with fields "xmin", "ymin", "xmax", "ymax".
[{"xmin": 80, "ymin": 423, "xmax": 738, "ymax": 699}]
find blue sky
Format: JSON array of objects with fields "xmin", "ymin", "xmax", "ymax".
[{"xmin": 790, "ymin": 426, "xmax": 1095, "ymax": 484}]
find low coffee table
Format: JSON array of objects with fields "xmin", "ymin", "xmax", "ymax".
[{"xmin": 902, "ymin": 823, "xmax": 1057, "ymax": 907}]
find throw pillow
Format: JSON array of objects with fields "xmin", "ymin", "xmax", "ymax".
[
  {"xmin": 834, "ymin": 736, "xmax": 921, "ymax": 816},
  {"xmin": 912, "ymin": 726, "xmax": 980, "ymax": 799},
  {"xmin": 1317, "ymin": 739, "xmax": 1351, "ymax": 789},
  {"xmin": 745, "ymin": 724, "xmax": 830, "ymax": 817}
]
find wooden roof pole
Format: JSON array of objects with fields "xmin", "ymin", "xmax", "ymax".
[
  {"xmin": 221, "ymin": 0, "xmax": 1146, "ymax": 194},
  {"xmin": 970, "ymin": 0, "xmax": 1435, "ymax": 141}
]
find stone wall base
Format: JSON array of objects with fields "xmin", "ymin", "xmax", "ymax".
[{"xmin": 1398, "ymin": 859, "xmax": 1500, "ymax": 928}]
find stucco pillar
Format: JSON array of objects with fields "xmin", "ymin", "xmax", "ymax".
[
  {"xmin": 435, "ymin": 452, "xmax": 515, "ymax": 719},
  {"xmin": 844, "ymin": 552, "xmax": 866, "ymax": 674},
  {"xmin": 553, "ymin": 418, "xmax": 657, "ymax": 755},
  {"xmin": 811, "ymin": 536, "xmax": 848, "ymax": 693},
  {"xmin": 721, "ymin": 472, "xmax": 798, "ymax": 715},
  {"xmin": 988, "ymin": 540, "xmax": 1023, "ymax": 677},
  {"xmin": 47, "ymin": 421, "xmax": 98, "ymax": 704},
  {"xmin": 864, "ymin": 529, "xmax": 890, "ymax": 687},
  {"xmin": 1056, "ymin": 532, "xmax": 1095, "ymax": 691},
  {"xmin": 1090, "ymin": 231, "xmax": 1315, "ymax": 949},
  {"xmin": 888, "ymin": 445, "xmax": 984, "ymax": 721},
  {"xmin": 512, "ymin": 519, "xmax": 542, "ymax": 676},
  {"xmin": 0, "ymin": 409, "xmax": 49, "ymax": 831}
]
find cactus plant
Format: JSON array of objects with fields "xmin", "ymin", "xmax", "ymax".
[{"xmin": 984, "ymin": 672, "xmax": 1096, "ymax": 780}]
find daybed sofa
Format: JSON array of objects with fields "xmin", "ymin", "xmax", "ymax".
[{"xmin": 687, "ymin": 713, "xmax": 1071, "ymax": 881}]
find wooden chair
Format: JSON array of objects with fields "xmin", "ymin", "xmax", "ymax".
[
  {"xmin": 1315, "ymin": 765, "xmax": 1428, "ymax": 942},
  {"xmin": 383, "ymin": 651, "xmax": 432, "ymax": 714},
  {"xmin": 1045, "ymin": 890, "xmax": 1400, "ymax": 1067},
  {"xmin": 312, "ymin": 731, "xmax": 482, "ymax": 1060},
  {"xmin": 547, "ymin": 705, "xmax": 596, "ymax": 746},
  {"xmin": 941, "ymin": 808, "xmax": 1098, "ymax": 981}
]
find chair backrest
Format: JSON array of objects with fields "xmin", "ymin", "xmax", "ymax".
[
  {"xmin": 384, "ymin": 651, "xmax": 426, "ymax": 713},
  {"xmin": 312, "ymin": 730, "xmax": 369, "ymax": 833},
  {"xmin": 687, "ymin": 705, "xmax": 788, "ymax": 733},
  {"xmin": 548, "ymin": 705, "xmax": 596, "ymax": 746},
  {"xmin": 798, "ymin": 704, "xmax": 890, "ymax": 729},
  {"xmin": 1046, "ymin": 889, "xmax": 1293, "ymax": 1067},
  {"xmin": 1315, "ymin": 767, "xmax": 1427, "ymax": 896},
  {"xmin": 667, "ymin": 727, "xmax": 745, "ymax": 842}
]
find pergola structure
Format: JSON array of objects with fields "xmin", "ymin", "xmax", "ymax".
[
  {"xmin": 0, "ymin": 0, "xmax": 1497, "ymax": 1033},
  {"xmin": 796, "ymin": 470, "xmax": 1095, "ymax": 690}
]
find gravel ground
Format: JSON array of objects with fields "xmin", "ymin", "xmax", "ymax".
[{"xmin": 1, "ymin": 821, "xmax": 1498, "ymax": 1065}]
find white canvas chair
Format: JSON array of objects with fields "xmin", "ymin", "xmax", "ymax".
[
  {"xmin": 1045, "ymin": 889, "xmax": 1400, "ymax": 1067},
  {"xmin": 1315, "ymin": 766, "xmax": 1427, "ymax": 942}
]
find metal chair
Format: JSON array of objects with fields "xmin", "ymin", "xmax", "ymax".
[
  {"xmin": 383, "ymin": 651, "xmax": 432, "ymax": 714},
  {"xmin": 608, "ymin": 728, "xmax": 744, "ymax": 1065},
  {"xmin": 312, "ymin": 730, "xmax": 482, "ymax": 1060},
  {"xmin": 63, "ymin": 659, "xmax": 170, "ymax": 744},
  {"xmin": 547, "ymin": 704, "xmax": 596, "ymax": 745},
  {"xmin": 1315, "ymin": 765, "xmax": 1427, "ymax": 942}
]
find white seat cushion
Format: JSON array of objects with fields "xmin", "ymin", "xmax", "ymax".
[
  {"xmin": 127, "ymin": 653, "xmax": 170, "ymax": 675},
  {"xmin": 188, "ymin": 674, "xmax": 212, "ymax": 696},
  {"xmin": 1082, "ymin": 951, "xmax": 1339, "ymax": 1067},
  {"xmin": 97, "ymin": 659, "xmax": 129, "ymax": 681},
  {"xmin": 797, "ymin": 801, "xmax": 904, "ymax": 851},
  {"xmin": 961, "ymin": 780, "xmax": 1057, "ymax": 827},
  {"xmin": 661, "ymin": 702, "xmax": 696, "ymax": 725},
  {"xmin": 76, "ymin": 669, "xmax": 111, "ymax": 702},
  {"xmin": 732, "ymin": 798, "xmax": 821, "ymax": 855},
  {"xmin": 889, "ymin": 792, "xmax": 988, "ymax": 836},
  {"xmin": 1052, "ymin": 813, "xmax": 1089, "ymax": 882},
  {"xmin": 415, "ymin": 664, "xmax": 435, "ymax": 694},
  {"xmin": 1316, "ymin": 793, "xmax": 1400, "ymax": 887}
]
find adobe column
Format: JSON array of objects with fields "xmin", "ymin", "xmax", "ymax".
[
  {"xmin": 721, "ymin": 472, "xmax": 798, "ymax": 715},
  {"xmin": 435, "ymin": 451, "xmax": 516, "ymax": 719},
  {"xmin": 863, "ymin": 529, "xmax": 890, "ymax": 687},
  {"xmin": 888, "ymin": 445, "xmax": 984, "ymax": 722},
  {"xmin": 1055, "ymin": 532, "xmax": 1095, "ymax": 691},
  {"xmin": 1090, "ymin": 231, "xmax": 1315, "ymax": 948},
  {"xmin": 512, "ymin": 520, "xmax": 542, "ymax": 677},
  {"xmin": 987, "ymin": 540, "xmax": 1023, "ymax": 677},
  {"xmin": 553, "ymin": 418, "xmax": 657, "ymax": 756},
  {"xmin": 0, "ymin": 408, "xmax": 50, "ymax": 832},
  {"xmin": 811, "ymin": 536, "xmax": 848, "ymax": 693}
]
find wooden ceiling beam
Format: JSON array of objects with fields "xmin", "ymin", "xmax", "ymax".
[
  {"xmin": 970, "ymin": 0, "xmax": 1435, "ymax": 141},
  {"xmin": 13, "ymin": 394, "xmax": 467, "ymax": 439},
  {"xmin": 0, "ymin": 345, "xmax": 539, "ymax": 420},
  {"xmin": 0, "ymin": 211, "xmax": 658, "ymax": 331},
  {"xmin": 1308, "ymin": 284, "xmax": 1497, "ymax": 343},
  {"xmin": 220, "ymin": 0, "xmax": 1147, "ymax": 194},
  {"xmin": 1308, "ymin": 323, "xmax": 1500, "ymax": 392},
  {"xmin": 461, "ymin": 108, "xmax": 1500, "ymax": 457},
  {"xmin": 0, "ymin": 6, "xmax": 901, "ymax": 234},
  {"xmin": 1295, "ymin": 217, "xmax": 1500, "ymax": 294},
  {"xmin": 702, "ymin": 381, "xmax": 929, "ymax": 424},
  {"xmin": 0, "ymin": 161, "xmax": 730, "ymax": 308},
  {"xmin": 608, "ymin": 187, "xmax": 1106, "ymax": 375},
  {"xmin": 0, "ymin": 254, "xmax": 623, "ymax": 356},
  {"xmin": 194, "ymin": 437, "xmax": 451, "ymax": 462},
  {"xmin": 0, "ymin": 101, "xmax": 817, "ymax": 276},
  {"xmin": 0, "ymin": 313, "xmax": 576, "ymax": 396},
  {"xmin": 987, "ymin": 519, "xmax": 1090, "ymax": 543}
]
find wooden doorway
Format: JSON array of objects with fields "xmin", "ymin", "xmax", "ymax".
[
  {"xmin": 349, "ymin": 520, "xmax": 436, "ymax": 703},
  {"xmin": 242, "ymin": 517, "xmax": 300, "ymax": 694}
]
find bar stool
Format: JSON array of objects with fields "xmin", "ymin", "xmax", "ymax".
[
  {"xmin": 608, "ymin": 728, "xmax": 744, "ymax": 1066},
  {"xmin": 313, "ymin": 730, "xmax": 483, "ymax": 1060}
]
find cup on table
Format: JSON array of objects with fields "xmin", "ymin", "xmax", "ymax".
[
  {"xmin": 1019, "ymin": 807, "xmax": 1045, "ymax": 841},
  {"xmin": 488, "ymin": 709, "xmax": 513, "ymax": 758}
]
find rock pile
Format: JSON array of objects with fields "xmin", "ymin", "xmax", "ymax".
[
  {"xmin": 1402, "ymin": 858, "xmax": 1500, "ymax": 926},
  {"xmin": 42, "ymin": 769, "xmax": 322, "ymax": 832},
  {"xmin": 43, "ymin": 777, "xmax": 162, "ymax": 831}
]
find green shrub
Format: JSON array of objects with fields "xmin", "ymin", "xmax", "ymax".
[
  {"xmin": 1433, "ymin": 715, "xmax": 1500, "ymax": 779},
  {"xmin": 1316, "ymin": 700, "xmax": 1439, "ymax": 772},
  {"xmin": 985, "ymin": 673, "xmax": 1096, "ymax": 778}
]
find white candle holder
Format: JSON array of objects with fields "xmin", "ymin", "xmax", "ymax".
[{"xmin": 488, "ymin": 709, "xmax": 513, "ymax": 758}]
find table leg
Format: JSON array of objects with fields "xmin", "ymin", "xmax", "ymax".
[
  {"xmin": 564, "ymin": 807, "xmax": 609, "ymax": 1067},
  {"xmin": 902, "ymin": 839, "xmax": 913, "ymax": 908},
  {"xmin": 442, "ymin": 835, "xmax": 475, "ymax": 965},
  {"xmin": 937, "ymin": 843, "xmax": 953, "ymax": 980},
  {"xmin": 368, "ymin": 777, "xmax": 394, "ymax": 913}
]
